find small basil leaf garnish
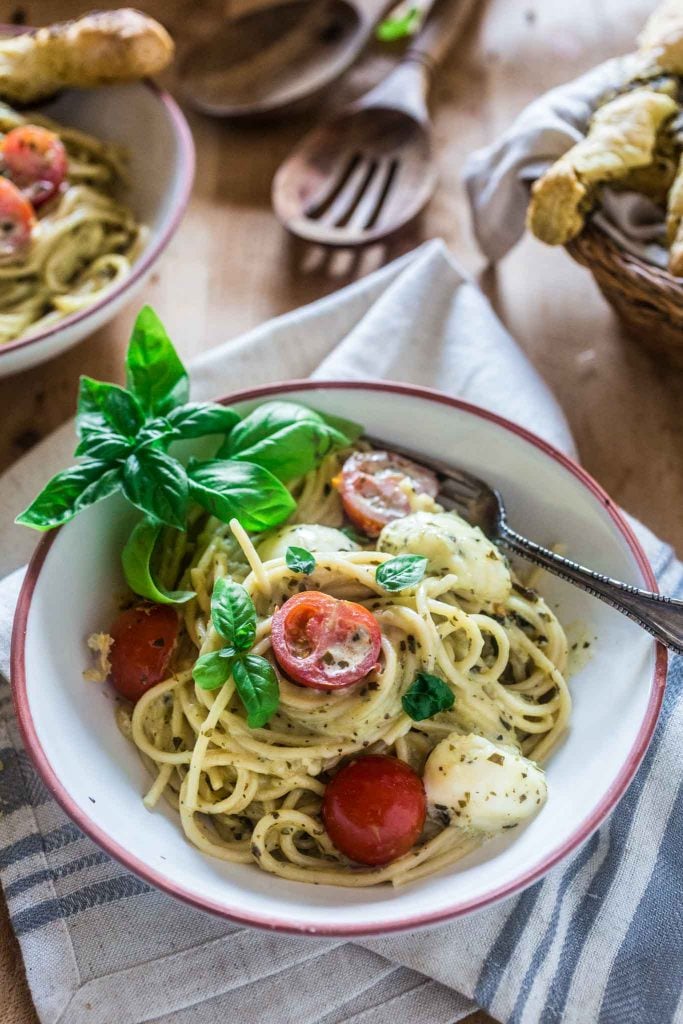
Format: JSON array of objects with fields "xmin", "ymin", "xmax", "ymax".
[
  {"xmin": 219, "ymin": 400, "xmax": 355, "ymax": 482},
  {"xmin": 232, "ymin": 654, "xmax": 280, "ymax": 728},
  {"xmin": 187, "ymin": 458, "xmax": 296, "ymax": 532},
  {"xmin": 193, "ymin": 650, "xmax": 235, "ymax": 691},
  {"xmin": 77, "ymin": 376, "xmax": 144, "ymax": 439},
  {"xmin": 125, "ymin": 305, "xmax": 189, "ymax": 416},
  {"xmin": 121, "ymin": 517, "xmax": 194, "ymax": 605},
  {"xmin": 15, "ymin": 461, "xmax": 121, "ymax": 530},
  {"xmin": 211, "ymin": 578, "xmax": 257, "ymax": 652},
  {"xmin": 285, "ymin": 546, "xmax": 316, "ymax": 574},
  {"xmin": 402, "ymin": 672, "xmax": 455, "ymax": 721},
  {"xmin": 375, "ymin": 554, "xmax": 428, "ymax": 591},
  {"xmin": 122, "ymin": 449, "xmax": 189, "ymax": 529},
  {"xmin": 166, "ymin": 402, "xmax": 241, "ymax": 440}
]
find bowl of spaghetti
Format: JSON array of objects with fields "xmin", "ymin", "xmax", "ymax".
[
  {"xmin": 0, "ymin": 81, "xmax": 194, "ymax": 376},
  {"xmin": 11, "ymin": 381, "xmax": 665, "ymax": 936}
]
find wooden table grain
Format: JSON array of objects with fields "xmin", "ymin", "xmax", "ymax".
[{"xmin": 1, "ymin": 1, "xmax": 680, "ymax": 1022}]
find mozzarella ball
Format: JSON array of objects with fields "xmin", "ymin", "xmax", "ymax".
[
  {"xmin": 257, "ymin": 524, "xmax": 359, "ymax": 561},
  {"xmin": 423, "ymin": 732, "xmax": 547, "ymax": 833},
  {"xmin": 378, "ymin": 511, "xmax": 510, "ymax": 606}
]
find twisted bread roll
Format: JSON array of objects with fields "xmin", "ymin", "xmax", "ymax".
[{"xmin": 0, "ymin": 9, "xmax": 174, "ymax": 104}]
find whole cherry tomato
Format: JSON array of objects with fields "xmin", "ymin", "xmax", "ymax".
[
  {"xmin": 108, "ymin": 603, "xmax": 179, "ymax": 703},
  {"xmin": 270, "ymin": 591, "xmax": 381, "ymax": 691},
  {"xmin": 323, "ymin": 755, "xmax": 426, "ymax": 865}
]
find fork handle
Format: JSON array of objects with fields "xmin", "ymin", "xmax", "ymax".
[{"xmin": 500, "ymin": 523, "xmax": 682, "ymax": 654}]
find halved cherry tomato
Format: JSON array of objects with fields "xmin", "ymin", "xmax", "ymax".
[
  {"xmin": 271, "ymin": 591, "xmax": 381, "ymax": 691},
  {"xmin": 335, "ymin": 450, "xmax": 439, "ymax": 538},
  {"xmin": 1, "ymin": 125, "xmax": 67, "ymax": 207},
  {"xmin": 323, "ymin": 755, "xmax": 426, "ymax": 865},
  {"xmin": 109, "ymin": 603, "xmax": 179, "ymax": 703},
  {"xmin": 0, "ymin": 177, "xmax": 35, "ymax": 259}
]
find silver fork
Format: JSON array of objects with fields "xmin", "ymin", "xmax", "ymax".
[{"xmin": 366, "ymin": 436, "xmax": 683, "ymax": 655}]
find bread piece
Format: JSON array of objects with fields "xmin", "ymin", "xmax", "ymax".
[
  {"xmin": 527, "ymin": 88, "xmax": 679, "ymax": 246},
  {"xmin": 666, "ymin": 151, "xmax": 683, "ymax": 273},
  {"xmin": 638, "ymin": 0, "xmax": 683, "ymax": 74},
  {"xmin": 0, "ymin": 9, "xmax": 174, "ymax": 105}
]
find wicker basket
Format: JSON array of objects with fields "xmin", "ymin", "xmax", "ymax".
[{"xmin": 566, "ymin": 224, "xmax": 683, "ymax": 368}]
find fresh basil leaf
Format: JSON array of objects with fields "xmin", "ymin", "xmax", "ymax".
[
  {"xmin": 232, "ymin": 654, "xmax": 280, "ymax": 728},
  {"xmin": 133, "ymin": 417, "xmax": 175, "ymax": 453},
  {"xmin": 218, "ymin": 401, "xmax": 352, "ymax": 482},
  {"xmin": 77, "ymin": 376, "xmax": 144, "ymax": 439},
  {"xmin": 74, "ymin": 422, "xmax": 132, "ymax": 462},
  {"xmin": 375, "ymin": 554, "xmax": 428, "ymax": 591},
  {"xmin": 15, "ymin": 461, "xmax": 121, "ymax": 530},
  {"xmin": 192, "ymin": 650, "xmax": 235, "ymax": 691},
  {"xmin": 167, "ymin": 402, "xmax": 241, "ymax": 440},
  {"xmin": 377, "ymin": 4, "xmax": 421, "ymax": 41},
  {"xmin": 123, "ymin": 449, "xmax": 188, "ymax": 529},
  {"xmin": 187, "ymin": 458, "xmax": 296, "ymax": 532},
  {"xmin": 285, "ymin": 546, "xmax": 316, "ymax": 574},
  {"xmin": 121, "ymin": 517, "xmax": 194, "ymax": 604},
  {"xmin": 125, "ymin": 306, "xmax": 189, "ymax": 416},
  {"xmin": 211, "ymin": 577, "xmax": 256, "ymax": 651},
  {"xmin": 401, "ymin": 672, "xmax": 455, "ymax": 721}
]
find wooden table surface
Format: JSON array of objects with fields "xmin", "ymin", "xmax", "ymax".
[{"xmin": 1, "ymin": 1, "xmax": 681, "ymax": 1022}]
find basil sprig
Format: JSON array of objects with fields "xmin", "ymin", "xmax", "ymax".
[
  {"xmin": 16, "ymin": 305, "xmax": 361, "ymax": 607},
  {"xmin": 375, "ymin": 554, "xmax": 428, "ymax": 591},
  {"xmin": 193, "ymin": 579, "xmax": 279, "ymax": 728},
  {"xmin": 402, "ymin": 673, "xmax": 455, "ymax": 721},
  {"xmin": 285, "ymin": 546, "xmax": 316, "ymax": 574}
]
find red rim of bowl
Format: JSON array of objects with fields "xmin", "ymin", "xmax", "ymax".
[
  {"xmin": 0, "ymin": 65, "xmax": 195, "ymax": 359},
  {"xmin": 10, "ymin": 380, "xmax": 668, "ymax": 937}
]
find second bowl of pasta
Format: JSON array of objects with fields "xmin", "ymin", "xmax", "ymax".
[{"xmin": 0, "ymin": 79, "xmax": 194, "ymax": 376}]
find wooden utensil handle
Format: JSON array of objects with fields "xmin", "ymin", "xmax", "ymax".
[{"xmin": 406, "ymin": 0, "xmax": 478, "ymax": 72}]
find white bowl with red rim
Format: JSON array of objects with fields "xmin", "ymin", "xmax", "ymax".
[
  {"xmin": 10, "ymin": 381, "xmax": 666, "ymax": 936},
  {"xmin": 0, "ymin": 39, "xmax": 195, "ymax": 377}
]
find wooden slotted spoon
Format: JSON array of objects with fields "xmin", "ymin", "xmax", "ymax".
[
  {"xmin": 178, "ymin": 0, "xmax": 403, "ymax": 119},
  {"xmin": 272, "ymin": 0, "xmax": 476, "ymax": 247}
]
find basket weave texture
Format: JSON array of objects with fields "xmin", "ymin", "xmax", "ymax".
[{"xmin": 567, "ymin": 224, "xmax": 683, "ymax": 367}]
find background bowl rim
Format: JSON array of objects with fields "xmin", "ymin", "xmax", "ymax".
[
  {"xmin": 9, "ymin": 379, "xmax": 668, "ymax": 937},
  {"xmin": 0, "ymin": 77, "xmax": 195, "ymax": 360}
]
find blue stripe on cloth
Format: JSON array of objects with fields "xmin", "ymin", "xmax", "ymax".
[
  {"xmin": 12, "ymin": 873, "xmax": 153, "ymax": 935},
  {"xmin": 4, "ymin": 850, "xmax": 110, "ymax": 901},
  {"xmin": 541, "ymin": 651, "xmax": 683, "ymax": 1022},
  {"xmin": 0, "ymin": 822, "xmax": 81, "ymax": 868},
  {"xmin": 473, "ymin": 884, "xmax": 543, "ymax": 1007},
  {"xmin": 509, "ymin": 832, "xmax": 601, "ymax": 1023},
  {"xmin": 0, "ymin": 746, "xmax": 50, "ymax": 812},
  {"xmin": 598, "ymin": 780, "xmax": 683, "ymax": 1024}
]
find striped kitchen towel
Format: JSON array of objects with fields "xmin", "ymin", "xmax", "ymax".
[{"xmin": 0, "ymin": 241, "xmax": 680, "ymax": 1024}]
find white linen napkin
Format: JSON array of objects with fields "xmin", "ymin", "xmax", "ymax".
[
  {"xmin": 1, "ymin": 240, "xmax": 681, "ymax": 1024},
  {"xmin": 462, "ymin": 53, "xmax": 675, "ymax": 267}
]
